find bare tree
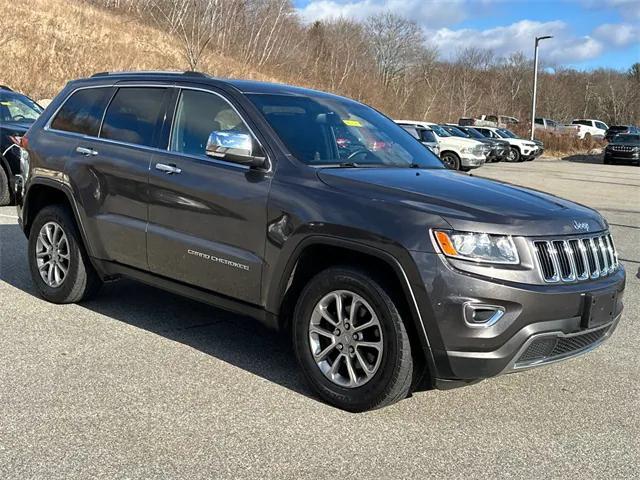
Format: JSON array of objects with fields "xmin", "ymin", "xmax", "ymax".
[
  {"xmin": 144, "ymin": 0, "xmax": 221, "ymax": 70},
  {"xmin": 366, "ymin": 13, "xmax": 424, "ymax": 90}
]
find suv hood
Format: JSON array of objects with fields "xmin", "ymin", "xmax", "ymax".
[{"xmin": 318, "ymin": 168, "xmax": 606, "ymax": 236}]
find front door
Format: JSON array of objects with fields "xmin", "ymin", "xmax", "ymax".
[{"xmin": 147, "ymin": 87, "xmax": 272, "ymax": 305}]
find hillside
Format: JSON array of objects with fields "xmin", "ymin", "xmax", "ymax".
[{"xmin": 0, "ymin": 0, "xmax": 278, "ymax": 100}]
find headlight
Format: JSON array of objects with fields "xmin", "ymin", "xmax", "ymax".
[{"xmin": 433, "ymin": 230, "xmax": 519, "ymax": 264}]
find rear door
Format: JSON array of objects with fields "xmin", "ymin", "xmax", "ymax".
[
  {"xmin": 146, "ymin": 86, "xmax": 272, "ymax": 304},
  {"xmin": 64, "ymin": 85, "xmax": 171, "ymax": 270}
]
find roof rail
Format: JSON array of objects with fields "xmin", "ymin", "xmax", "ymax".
[
  {"xmin": 0, "ymin": 84, "xmax": 14, "ymax": 91},
  {"xmin": 90, "ymin": 70, "xmax": 208, "ymax": 78}
]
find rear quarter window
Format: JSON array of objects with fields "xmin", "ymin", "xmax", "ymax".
[{"xmin": 50, "ymin": 87, "xmax": 114, "ymax": 136}]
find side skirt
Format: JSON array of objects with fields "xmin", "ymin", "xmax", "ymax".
[{"xmin": 93, "ymin": 259, "xmax": 279, "ymax": 330}]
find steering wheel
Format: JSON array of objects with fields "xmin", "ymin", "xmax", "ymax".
[
  {"xmin": 347, "ymin": 149, "xmax": 369, "ymax": 161},
  {"xmin": 12, "ymin": 115, "xmax": 27, "ymax": 122}
]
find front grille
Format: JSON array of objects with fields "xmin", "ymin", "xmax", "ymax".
[
  {"xmin": 611, "ymin": 145, "xmax": 635, "ymax": 152},
  {"xmin": 533, "ymin": 233, "xmax": 618, "ymax": 283},
  {"xmin": 515, "ymin": 326, "xmax": 610, "ymax": 367}
]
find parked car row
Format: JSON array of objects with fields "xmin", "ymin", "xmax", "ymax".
[{"xmin": 397, "ymin": 120, "xmax": 543, "ymax": 170}]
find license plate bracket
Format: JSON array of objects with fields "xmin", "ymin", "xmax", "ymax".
[{"xmin": 582, "ymin": 291, "xmax": 617, "ymax": 328}]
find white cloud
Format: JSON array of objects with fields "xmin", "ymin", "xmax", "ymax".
[
  {"xmin": 427, "ymin": 20, "xmax": 604, "ymax": 64},
  {"xmin": 297, "ymin": 0, "xmax": 469, "ymax": 28},
  {"xmin": 592, "ymin": 23, "xmax": 640, "ymax": 47},
  {"xmin": 583, "ymin": 0, "xmax": 640, "ymax": 19}
]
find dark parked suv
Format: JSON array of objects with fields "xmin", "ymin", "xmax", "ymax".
[
  {"xmin": 0, "ymin": 86, "xmax": 43, "ymax": 205},
  {"xmin": 16, "ymin": 72, "xmax": 625, "ymax": 411}
]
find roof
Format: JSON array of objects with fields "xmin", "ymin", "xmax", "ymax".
[
  {"xmin": 83, "ymin": 70, "xmax": 348, "ymax": 100},
  {"xmin": 395, "ymin": 120, "xmax": 435, "ymax": 128}
]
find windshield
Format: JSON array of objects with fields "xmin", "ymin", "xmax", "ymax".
[
  {"xmin": 497, "ymin": 128, "xmax": 518, "ymax": 138},
  {"xmin": 428, "ymin": 124, "xmax": 451, "ymax": 138},
  {"xmin": 461, "ymin": 127, "xmax": 485, "ymax": 139},
  {"xmin": 614, "ymin": 134, "xmax": 640, "ymax": 144},
  {"xmin": 247, "ymin": 93, "xmax": 444, "ymax": 168},
  {"xmin": 442, "ymin": 126, "xmax": 469, "ymax": 138},
  {"xmin": 0, "ymin": 91, "xmax": 43, "ymax": 123}
]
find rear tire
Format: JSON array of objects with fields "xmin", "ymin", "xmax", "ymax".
[
  {"xmin": 293, "ymin": 267, "xmax": 413, "ymax": 412},
  {"xmin": 0, "ymin": 166, "xmax": 11, "ymax": 206},
  {"xmin": 28, "ymin": 205, "xmax": 101, "ymax": 303}
]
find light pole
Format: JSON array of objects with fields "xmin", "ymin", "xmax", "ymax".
[{"xmin": 530, "ymin": 35, "xmax": 553, "ymax": 140}]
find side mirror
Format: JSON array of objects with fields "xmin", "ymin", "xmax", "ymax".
[{"xmin": 206, "ymin": 131, "xmax": 266, "ymax": 168}]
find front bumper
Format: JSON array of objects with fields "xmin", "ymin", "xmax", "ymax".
[
  {"xmin": 604, "ymin": 151, "xmax": 639, "ymax": 161},
  {"xmin": 459, "ymin": 153, "xmax": 486, "ymax": 168},
  {"xmin": 409, "ymin": 251, "xmax": 625, "ymax": 385}
]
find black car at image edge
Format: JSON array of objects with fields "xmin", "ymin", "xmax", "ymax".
[
  {"xmin": 0, "ymin": 86, "xmax": 43, "ymax": 205},
  {"xmin": 15, "ymin": 71, "xmax": 626, "ymax": 411}
]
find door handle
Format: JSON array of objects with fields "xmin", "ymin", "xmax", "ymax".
[
  {"xmin": 155, "ymin": 163, "xmax": 182, "ymax": 174},
  {"xmin": 76, "ymin": 146, "xmax": 98, "ymax": 156}
]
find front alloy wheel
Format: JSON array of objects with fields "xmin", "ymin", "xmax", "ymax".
[
  {"xmin": 440, "ymin": 152, "xmax": 461, "ymax": 170},
  {"xmin": 293, "ymin": 267, "xmax": 414, "ymax": 412},
  {"xmin": 35, "ymin": 222, "xmax": 70, "ymax": 288},
  {"xmin": 309, "ymin": 290, "xmax": 383, "ymax": 388}
]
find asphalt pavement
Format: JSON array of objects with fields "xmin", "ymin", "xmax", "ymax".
[{"xmin": 0, "ymin": 156, "xmax": 638, "ymax": 479}]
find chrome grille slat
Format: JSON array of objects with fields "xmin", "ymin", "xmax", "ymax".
[
  {"xmin": 598, "ymin": 236, "xmax": 609, "ymax": 275},
  {"xmin": 590, "ymin": 238, "xmax": 601, "ymax": 277},
  {"xmin": 533, "ymin": 232, "xmax": 618, "ymax": 283}
]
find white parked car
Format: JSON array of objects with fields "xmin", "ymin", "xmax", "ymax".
[
  {"xmin": 569, "ymin": 119, "xmax": 608, "ymax": 140},
  {"xmin": 398, "ymin": 123, "xmax": 440, "ymax": 157},
  {"xmin": 474, "ymin": 127, "xmax": 543, "ymax": 162},
  {"xmin": 396, "ymin": 120, "xmax": 487, "ymax": 171}
]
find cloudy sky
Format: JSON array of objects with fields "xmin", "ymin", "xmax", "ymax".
[{"xmin": 293, "ymin": 0, "xmax": 640, "ymax": 70}]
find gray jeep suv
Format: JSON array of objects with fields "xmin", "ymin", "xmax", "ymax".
[{"xmin": 16, "ymin": 72, "xmax": 625, "ymax": 411}]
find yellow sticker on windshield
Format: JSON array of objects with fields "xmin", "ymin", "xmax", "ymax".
[
  {"xmin": 0, "ymin": 102, "xmax": 11, "ymax": 106},
  {"xmin": 343, "ymin": 119, "xmax": 362, "ymax": 127}
]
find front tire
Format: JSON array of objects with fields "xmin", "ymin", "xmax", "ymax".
[
  {"xmin": 293, "ymin": 267, "xmax": 413, "ymax": 412},
  {"xmin": 440, "ymin": 151, "xmax": 461, "ymax": 170},
  {"xmin": 507, "ymin": 147, "xmax": 521, "ymax": 162},
  {"xmin": 28, "ymin": 205, "xmax": 101, "ymax": 303}
]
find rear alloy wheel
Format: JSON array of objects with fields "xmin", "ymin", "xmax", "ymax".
[
  {"xmin": 440, "ymin": 152, "xmax": 461, "ymax": 170},
  {"xmin": 507, "ymin": 147, "xmax": 521, "ymax": 162},
  {"xmin": 293, "ymin": 267, "xmax": 413, "ymax": 412},
  {"xmin": 28, "ymin": 205, "xmax": 101, "ymax": 303}
]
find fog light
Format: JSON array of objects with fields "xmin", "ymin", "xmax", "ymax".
[{"xmin": 463, "ymin": 303, "xmax": 505, "ymax": 328}]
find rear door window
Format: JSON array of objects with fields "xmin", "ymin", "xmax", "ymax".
[
  {"xmin": 50, "ymin": 87, "xmax": 114, "ymax": 136},
  {"xmin": 100, "ymin": 87, "xmax": 167, "ymax": 147}
]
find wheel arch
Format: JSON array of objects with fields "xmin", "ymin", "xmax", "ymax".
[
  {"xmin": 271, "ymin": 236, "xmax": 435, "ymax": 384},
  {"xmin": 439, "ymin": 149, "xmax": 460, "ymax": 159}
]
